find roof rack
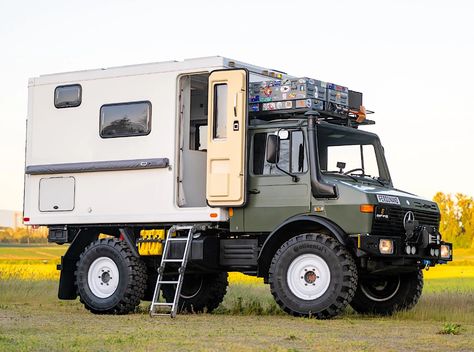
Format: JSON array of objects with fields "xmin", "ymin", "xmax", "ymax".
[
  {"xmin": 249, "ymin": 107, "xmax": 375, "ymax": 128},
  {"xmin": 248, "ymin": 77, "xmax": 374, "ymax": 128}
]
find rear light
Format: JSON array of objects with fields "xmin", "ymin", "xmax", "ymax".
[{"xmin": 23, "ymin": 217, "xmax": 30, "ymax": 222}]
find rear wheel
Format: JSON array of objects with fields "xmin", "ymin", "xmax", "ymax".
[
  {"xmin": 75, "ymin": 238, "xmax": 147, "ymax": 314},
  {"xmin": 350, "ymin": 270, "xmax": 423, "ymax": 315},
  {"xmin": 269, "ymin": 233, "xmax": 358, "ymax": 319},
  {"xmin": 162, "ymin": 272, "xmax": 228, "ymax": 313}
]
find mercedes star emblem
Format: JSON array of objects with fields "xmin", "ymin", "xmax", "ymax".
[{"xmin": 403, "ymin": 211, "xmax": 415, "ymax": 228}]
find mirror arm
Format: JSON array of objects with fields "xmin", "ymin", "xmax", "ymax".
[{"xmin": 275, "ymin": 163, "xmax": 299, "ymax": 182}]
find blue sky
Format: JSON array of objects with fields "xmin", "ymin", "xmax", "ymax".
[{"xmin": 0, "ymin": 0, "xmax": 473, "ymax": 210}]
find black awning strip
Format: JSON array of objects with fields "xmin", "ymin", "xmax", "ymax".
[{"xmin": 25, "ymin": 158, "xmax": 169, "ymax": 175}]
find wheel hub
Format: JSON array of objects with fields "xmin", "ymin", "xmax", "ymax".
[
  {"xmin": 287, "ymin": 254, "xmax": 331, "ymax": 300},
  {"xmin": 304, "ymin": 270, "xmax": 318, "ymax": 284},
  {"xmin": 87, "ymin": 257, "xmax": 120, "ymax": 299}
]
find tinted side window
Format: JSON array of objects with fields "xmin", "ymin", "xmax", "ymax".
[
  {"xmin": 253, "ymin": 133, "xmax": 267, "ymax": 175},
  {"xmin": 291, "ymin": 131, "xmax": 307, "ymax": 173},
  {"xmin": 100, "ymin": 101, "xmax": 151, "ymax": 138},
  {"xmin": 54, "ymin": 84, "xmax": 82, "ymax": 108}
]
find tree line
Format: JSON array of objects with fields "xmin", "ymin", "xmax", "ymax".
[
  {"xmin": 433, "ymin": 192, "xmax": 474, "ymax": 248},
  {"xmin": 0, "ymin": 227, "xmax": 48, "ymax": 244}
]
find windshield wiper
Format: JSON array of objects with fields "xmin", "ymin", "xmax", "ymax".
[
  {"xmin": 323, "ymin": 171, "xmax": 359, "ymax": 183},
  {"xmin": 348, "ymin": 173, "xmax": 386, "ymax": 187}
]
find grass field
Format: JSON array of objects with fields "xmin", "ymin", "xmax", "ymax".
[{"xmin": 1, "ymin": 245, "xmax": 473, "ymax": 351}]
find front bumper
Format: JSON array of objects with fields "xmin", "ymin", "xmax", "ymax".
[{"xmin": 354, "ymin": 230, "xmax": 453, "ymax": 266}]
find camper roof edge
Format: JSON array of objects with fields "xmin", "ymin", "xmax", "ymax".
[{"xmin": 29, "ymin": 56, "xmax": 289, "ymax": 87}]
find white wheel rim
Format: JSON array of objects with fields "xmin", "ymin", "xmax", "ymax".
[
  {"xmin": 87, "ymin": 257, "xmax": 120, "ymax": 298},
  {"xmin": 286, "ymin": 253, "xmax": 331, "ymax": 300}
]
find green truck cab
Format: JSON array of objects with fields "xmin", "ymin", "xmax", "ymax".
[{"xmin": 228, "ymin": 110, "xmax": 452, "ymax": 317}]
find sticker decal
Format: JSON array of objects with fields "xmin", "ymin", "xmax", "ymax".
[
  {"xmin": 263, "ymin": 86, "xmax": 272, "ymax": 97},
  {"xmin": 296, "ymin": 100, "xmax": 306, "ymax": 108},
  {"xmin": 262, "ymin": 102, "xmax": 276, "ymax": 111}
]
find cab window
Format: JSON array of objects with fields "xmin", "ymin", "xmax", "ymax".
[{"xmin": 253, "ymin": 130, "xmax": 307, "ymax": 175}]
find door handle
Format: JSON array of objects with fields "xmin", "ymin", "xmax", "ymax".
[{"xmin": 249, "ymin": 189, "xmax": 260, "ymax": 194}]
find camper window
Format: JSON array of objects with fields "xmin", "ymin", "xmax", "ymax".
[
  {"xmin": 99, "ymin": 101, "xmax": 151, "ymax": 138},
  {"xmin": 213, "ymin": 84, "xmax": 228, "ymax": 139},
  {"xmin": 54, "ymin": 84, "xmax": 82, "ymax": 108}
]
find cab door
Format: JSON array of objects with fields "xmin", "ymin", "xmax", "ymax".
[{"xmin": 206, "ymin": 69, "xmax": 248, "ymax": 207}]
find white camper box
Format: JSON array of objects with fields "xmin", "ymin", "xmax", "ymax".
[{"xmin": 23, "ymin": 57, "xmax": 286, "ymax": 226}]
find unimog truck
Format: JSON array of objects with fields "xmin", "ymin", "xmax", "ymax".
[{"xmin": 23, "ymin": 57, "xmax": 452, "ymax": 318}]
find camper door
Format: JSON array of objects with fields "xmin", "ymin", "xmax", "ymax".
[{"xmin": 206, "ymin": 69, "xmax": 248, "ymax": 207}]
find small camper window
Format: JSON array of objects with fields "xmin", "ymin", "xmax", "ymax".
[
  {"xmin": 213, "ymin": 84, "xmax": 227, "ymax": 139},
  {"xmin": 54, "ymin": 84, "xmax": 82, "ymax": 108},
  {"xmin": 100, "ymin": 101, "xmax": 151, "ymax": 138}
]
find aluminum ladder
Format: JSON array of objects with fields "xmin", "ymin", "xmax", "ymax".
[{"xmin": 149, "ymin": 225, "xmax": 195, "ymax": 318}]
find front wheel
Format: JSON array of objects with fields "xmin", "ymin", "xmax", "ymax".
[
  {"xmin": 350, "ymin": 270, "xmax": 423, "ymax": 315},
  {"xmin": 269, "ymin": 233, "xmax": 358, "ymax": 319}
]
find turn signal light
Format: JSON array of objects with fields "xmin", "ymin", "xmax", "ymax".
[{"xmin": 360, "ymin": 204, "xmax": 375, "ymax": 213}]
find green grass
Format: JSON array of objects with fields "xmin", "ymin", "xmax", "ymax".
[{"xmin": 0, "ymin": 280, "xmax": 473, "ymax": 351}]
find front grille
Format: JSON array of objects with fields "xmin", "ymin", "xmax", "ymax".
[{"xmin": 371, "ymin": 206, "xmax": 440, "ymax": 237}]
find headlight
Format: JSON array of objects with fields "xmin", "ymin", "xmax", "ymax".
[
  {"xmin": 379, "ymin": 239, "xmax": 394, "ymax": 254},
  {"xmin": 440, "ymin": 245, "xmax": 451, "ymax": 259}
]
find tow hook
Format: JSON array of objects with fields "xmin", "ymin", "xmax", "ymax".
[{"xmin": 422, "ymin": 259, "xmax": 431, "ymax": 270}]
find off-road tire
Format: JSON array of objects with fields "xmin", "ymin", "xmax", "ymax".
[
  {"xmin": 268, "ymin": 233, "xmax": 358, "ymax": 319},
  {"xmin": 75, "ymin": 238, "xmax": 147, "ymax": 314},
  {"xmin": 162, "ymin": 272, "xmax": 228, "ymax": 313},
  {"xmin": 350, "ymin": 270, "xmax": 423, "ymax": 315}
]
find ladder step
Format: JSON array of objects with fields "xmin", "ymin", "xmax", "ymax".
[
  {"xmin": 167, "ymin": 237, "xmax": 189, "ymax": 242},
  {"xmin": 174, "ymin": 226, "xmax": 194, "ymax": 231},
  {"xmin": 162, "ymin": 259, "xmax": 184, "ymax": 263},
  {"xmin": 157, "ymin": 281, "xmax": 179, "ymax": 284},
  {"xmin": 151, "ymin": 302, "xmax": 173, "ymax": 307}
]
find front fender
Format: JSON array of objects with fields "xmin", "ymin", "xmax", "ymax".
[{"xmin": 257, "ymin": 214, "xmax": 350, "ymax": 279}]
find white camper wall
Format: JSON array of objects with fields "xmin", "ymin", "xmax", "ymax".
[{"xmin": 24, "ymin": 58, "xmax": 229, "ymax": 225}]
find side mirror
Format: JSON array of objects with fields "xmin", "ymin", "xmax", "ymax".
[{"xmin": 266, "ymin": 134, "xmax": 279, "ymax": 164}]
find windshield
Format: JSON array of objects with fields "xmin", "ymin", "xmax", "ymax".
[{"xmin": 317, "ymin": 124, "xmax": 391, "ymax": 184}]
